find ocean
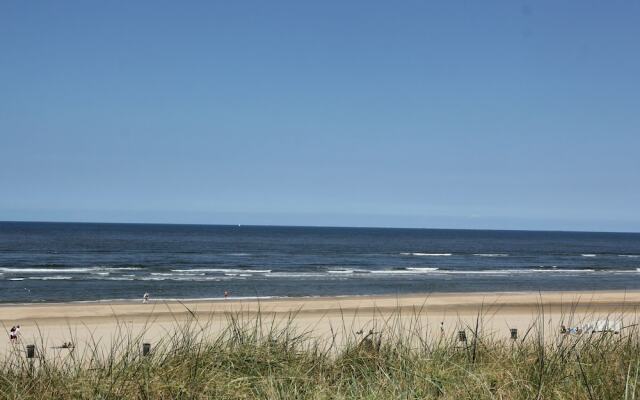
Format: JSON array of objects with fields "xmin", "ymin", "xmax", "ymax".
[{"xmin": 1, "ymin": 222, "xmax": 639, "ymax": 303}]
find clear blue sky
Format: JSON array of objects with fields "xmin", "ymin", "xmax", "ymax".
[{"xmin": 1, "ymin": 1, "xmax": 639, "ymax": 231}]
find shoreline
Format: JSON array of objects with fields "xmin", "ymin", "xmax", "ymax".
[
  {"xmin": 2, "ymin": 288, "xmax": 640, "ymax": 308},
  {"xmin": 2, "ymin": 290, "xmax": 640, "ymax": 322}
]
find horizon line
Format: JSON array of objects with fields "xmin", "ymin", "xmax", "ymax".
[{"xmin": 1, "ymin": 219, "xmax": 638, "ymax": 235}]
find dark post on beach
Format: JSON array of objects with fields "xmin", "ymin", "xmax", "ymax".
[
  {"xmin": 510, "ymin": 328, "xmax": 518, "ymax": 340},
  {"xmin": 142, "ymin": 342, "xmax": 151, "ymax": 356},
  {"xmin": 26, "ymin": 344, "xmax": 35, "ymax": 359},
  {"xmin": 458, "ymin": 330, "xmax": 467, "ymax": 343}
]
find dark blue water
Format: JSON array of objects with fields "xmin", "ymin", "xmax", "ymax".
[{"xmin": 1, "ymin": 222, "xmax": 640, "ymax": 303}]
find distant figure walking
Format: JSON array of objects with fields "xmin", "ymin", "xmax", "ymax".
[
  {"xmin": 9, "ymin": 326, "xmax": 17, "ymax": 343},
  {"xmin": 224, "ymin": 290, "xmax": 229, "ymax": 299},
  {"xmin": 143, "ymin": 292, "xmax": 149, "ymax": 304}
]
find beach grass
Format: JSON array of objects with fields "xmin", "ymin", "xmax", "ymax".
[{"xmin": 1, "ymin": 305, "xmax": 639, "ymax": 399}]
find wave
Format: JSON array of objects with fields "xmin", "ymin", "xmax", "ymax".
[
  {"xmin": 327, "ymin": 269, "xmax": 370, "ymax": 274},
  {"xmin": 400, "ymin": 252, "xmax": 452, "ymax": 256},
  {"xmin": 151, "ymin": 272, "xmax": 206, "ymax": 276},
  {"xmin": 266, "ymin": 272, "xmax": 327, "ymax": 278},
  {"xmin": 621, "ymin": 255, "xmax": 640, "ymax": 258},
  {"xmin": 328, "ymin": 269, "xmax": 353, "ymax": 274},
  {"xmin": 473, "ymin": 253, "xmax": 509, "ymax": 257},
  {"xmin": 581, "ymin": 254, "xmax": 597, "ymax": 257},
  {"xmin": 442, "ymin": 269, "xmax": 597, "ymax": 275},
  {"xmin": 142, "ymin": 296, "xmax": 278, "ymax": 302},
  {"xmin": 371, "ymin": 268, "xmax": 438, "ymax": 275},
  {"xmin": 67, "ymin": 295, "xmax": 281, "ymax": 304},
  {"xmin": 369, "ymin": 268, "xmax": 618, "ymax": 275},
  {"xmin": 224, "ymin": 273, "xmax": 252, "ymax": 277},
  {"xmin": 139, "ymin": 276, "xmax": 224, "ymax": 282},
  {"xmin": 0, "ymin": 267, "xmax": 94, "ymax": 273},
  {"xmin": 28, "ymin": 276, "xmax": 73, "ymax": 280},
  {"xmin": 0, "ymin": 266, "xmax": 142, "ymax": 274},
  {"xmin": 170, "ymin": 268, "xmax": 271, "ymax": 274}
]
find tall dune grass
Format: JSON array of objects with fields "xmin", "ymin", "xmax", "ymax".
[{"xmin": 1, "ymin": 304, "xmax": 640, "ymax": 399}]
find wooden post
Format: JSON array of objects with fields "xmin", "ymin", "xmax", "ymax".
[{"xmin": 26, "ymin": 344, "xmax": 35, "ymax": 358}]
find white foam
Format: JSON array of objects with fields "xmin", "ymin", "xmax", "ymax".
[
  {"xmin": 401, "ymin": 253, "xmax": 452, "ymax": 256},
  {"xmin": 371, "ymin": 269, "xmax": 436, "ymax": 275},
  {"xmin": 266, "ymin": 272, "xmax": 326, "ymax": 278},
  {"xmin": 371, "ymin": 268, "xmax": 599, "ymax": 275},
  {"xmin": 406, "ymin": 267, "xmax": 439, "ymax": 272},
  {"xmin": 328, "ymin": 269, "xmax": 354, "ymax": 274},
  {"xmin": 327, "ymin": 269, "xmax": 369, "ymax": 274},
  {"xmin": 91, "ymin": 266, "xmax": 143, "ymax": 271},
  {"xmin": 170, "ymin": 268, "xmax": 271, "ymax": 274},
  {"xmin": 65, "ymin": 295, "xmax": 282, "ymax": 304},
  {"xmin": 28, "ymin": 276, "xmax": 73, "ymax": 280},
  {"xmin": 446, "ymin": 268, "xmax": 596, "ymax": 274},
  {"xmin": 139, "ymin": 276, "xmax": 223, "ymax": 282},
  {"xmin": 0, "ymin": 266, "xmax": 142, "ymax": 274},
  {"xmin": 473, "ymin": 253, "xmax": 509, "ymax": 257},
  {"xmin": 581, "ymin": 254, "xmax": 597, "ymax": 257},
  {"xmin": 376, "ymin": 268, "xmax": 596, "ymax": 275},
  {"xmin": 0, "ymin": 267, "xmax": 93, "ymax": 273},
  {"xmin": 151, "ymin": 272, "xmax": 206, "ymax": 276},
  {"xmin": 620, "ymin": 255, "xmax": 640, "ymax": 258},
  {"xmin": 224, "ymin": 273, "xmax": 251, "ymax": 277},
  {"xmin": 149, "ymin": 295, "xmax": 277, "ymax": 302}
]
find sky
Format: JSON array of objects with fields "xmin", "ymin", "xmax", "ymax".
[{"xmin": 1, "ymin": 1, "xmax": 639, "ymax": 232}]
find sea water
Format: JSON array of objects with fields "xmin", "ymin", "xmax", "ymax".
[{"xmin": 0, "ymin": 222, "xmax": 639, "ymax": 302}]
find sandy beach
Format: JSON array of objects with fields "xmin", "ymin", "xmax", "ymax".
[{"xmin": 2, "ymin": 290, "xmax": 640, "ymax": 356}]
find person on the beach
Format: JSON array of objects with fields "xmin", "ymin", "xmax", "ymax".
[
  {"xmin": 143, "ymin": 292, "xmax": 149, "ymax": 303},
  {"xmin": 9, "ymin": 326, "xmax": 16, "ymax": 343},
  {"xmin": 562, "ymin": 325, "xmax": 582, "ymax": 335},
  {"xmin": 15, "ymin": 325, "xmax": 20, "ymax": 342},
  {"xmin": 224, "ymin": 290, "xmax": 229, "ymax": 299}
]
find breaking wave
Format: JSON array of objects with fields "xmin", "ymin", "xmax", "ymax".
[
  {"xmin": 400, "ymin": 253, "xmax": 452, "ymax": 256},
  {"xmin": 170, "ymin": 268, "xmax": 271, "ymax": 274},
  {"xmin": 0, "ymin": 266, "xmax": 142, "ymax": 274}
]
